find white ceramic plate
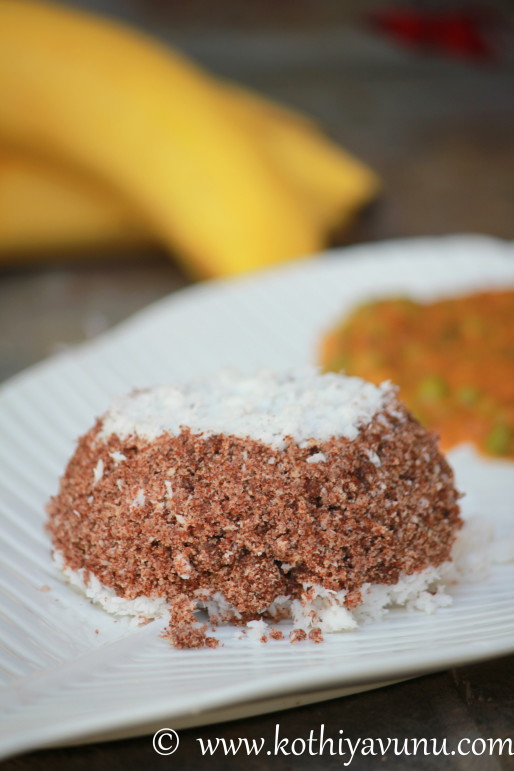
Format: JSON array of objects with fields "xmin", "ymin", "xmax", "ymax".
[{"xmin": 1, "ymin": 234, "xmax": 514, "ymax": 759}]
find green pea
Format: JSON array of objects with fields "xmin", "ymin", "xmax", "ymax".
[
  {"xmin": 458, "ymin": 386, "xmax": 480, "ymax": 406},
  {"xmin": 392, "ymin": 297, "xmax": 418, "ymax": 312},
  {"xmin": 330, "ymin": 354, "xmax": 352, "ymax": 374},
  {"xmin": 418, "ymin": 375, "xmax": 448, "ymax": 402},
  {"xmin": 485, "ymin": 423, "xmax": 512, "ymax": 456},
  {"xmin": 462, "ymin": 314, "xmax": 484, "ymax": 337},
  {"xmin": 441, "ymin": 323, "xmax": 459, "ymax": 342}
]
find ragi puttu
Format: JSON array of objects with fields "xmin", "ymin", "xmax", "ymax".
[{"xmin": 47, "ymin": 370, "xmax": 461, "ymax": 648}]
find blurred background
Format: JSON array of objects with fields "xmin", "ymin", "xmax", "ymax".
[{"xmin": 1, "ymin": 0, "xmax": 513, "ymax": 383}]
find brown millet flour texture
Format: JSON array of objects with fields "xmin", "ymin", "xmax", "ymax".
[{"xmin": 47, "ymin": 401, "xmax": 461, "ymax": 648}]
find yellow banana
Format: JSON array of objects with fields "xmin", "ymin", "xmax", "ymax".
[
  {"xmin": 0, "ymin": 150, "xmax": 151, "ymax": 257},
  {"xmin": 222, "ymin": 83, "xmax": 380, "ymax": 233},
  {"xmin": 0, "ymin": 1, "xmax": 379, "ymax": 273},
  {"xmin": 0, "ymin": 0, "xmax": 323, "ymax": 278},
  {"xmin": 0, "ymin": 90, "xmax": 378, "ymax": 263}
]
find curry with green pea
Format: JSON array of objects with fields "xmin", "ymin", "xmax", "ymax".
[{"xmin": 320, "ymin": 290, "xmax": 514, "ymax": 459}]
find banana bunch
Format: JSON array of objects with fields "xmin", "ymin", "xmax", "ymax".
[
  {"xmin": 0, "ymin": 151, "xmax": 152, "ymax": 256},
  {"xmin": 0, "ymin": 0, "xmax": 380, "ymax": 278}
]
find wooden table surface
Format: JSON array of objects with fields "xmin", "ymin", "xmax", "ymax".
[{"xmin": 1, "ymin": 1, "xmax": 513, "ymax": 768}]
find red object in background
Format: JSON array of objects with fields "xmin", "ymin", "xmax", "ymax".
[{"xmin": 368, "ymin": 7, "xmax": 501, "ymax": 62}]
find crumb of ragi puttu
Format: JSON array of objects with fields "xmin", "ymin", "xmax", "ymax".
[
  {"xmin": 308, "ymin": 628, "xmax": 324, "ymax": 644},
  {"xmin": 47, "ymin": 370, "xmax": 462, "ymax": 649}
]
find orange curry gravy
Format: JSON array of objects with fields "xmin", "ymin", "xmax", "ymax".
[{"xmin": 320, "ymin": 290, "xmax": 514, "ymax": 459}]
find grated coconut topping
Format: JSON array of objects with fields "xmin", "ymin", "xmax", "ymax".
[{"xmin": 99, "ymin": 369, "xmax": 391, "ymax": 448}]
